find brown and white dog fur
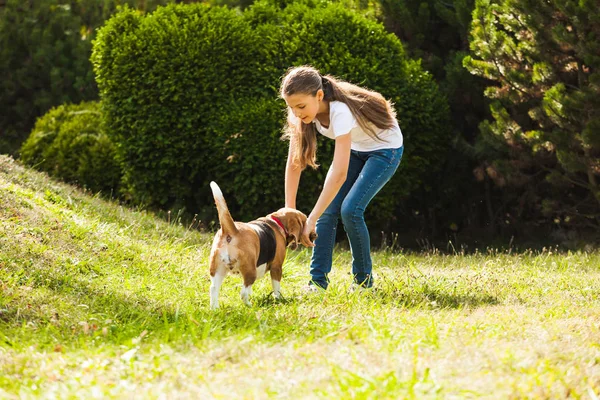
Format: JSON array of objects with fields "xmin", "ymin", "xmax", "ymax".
[{"xmin": 209, "ymin": 181, "xmax": 314, "ymax": 309}]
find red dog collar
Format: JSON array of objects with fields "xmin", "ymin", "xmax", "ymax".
[{"xmin": 270, "ymin": 215, "xmax": 288, "ymax": 236}]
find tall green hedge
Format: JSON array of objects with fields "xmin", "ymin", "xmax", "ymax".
[
  {"xmin": 92, "ymin": 1, "xmax": 451, "ymax": 230},
  {"xmin": 20, "ymin": 101, "xmax": 121, "ymax": 194}
]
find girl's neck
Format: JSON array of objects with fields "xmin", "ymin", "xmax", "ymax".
[{"xmin": 316, "ymin": 100, "xmax": 330, "ymax": 126}]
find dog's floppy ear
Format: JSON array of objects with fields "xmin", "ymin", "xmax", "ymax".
[
  {"xmin": 287, "ymin": 232, "xmax": 299, "ymax": 250},
  {"xmin": 291, "ymin": 210, "xmax": 317, "ymax": 249},
  {"xmin": 286, "ymin": 213, "xmax": 304, "ymax": 250}
]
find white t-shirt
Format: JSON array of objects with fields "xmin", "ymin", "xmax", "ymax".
[{"xmin": 312, "ymin": 101, "xmax": 403, "ymax": 152}]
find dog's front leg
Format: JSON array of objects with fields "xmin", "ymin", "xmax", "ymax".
[
  {"xmin": 272, "ymin": 280, "xmax": 281, "ymax": 299},
  {"xmin": 210, "ymin": 268, "xmax": 227, "ymax": 309},
  {"xmin": 270, "ymin": 266, "xmax": 283, "ymax": 299}
]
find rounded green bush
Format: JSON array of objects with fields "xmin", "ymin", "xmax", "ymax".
[
  {"xmin": 92, "ymin": 1, "xmax": 451, "ymax": 229},
  {"xmin": 20, "ymin": 101, "xmax": 121, "ymax": 194}
]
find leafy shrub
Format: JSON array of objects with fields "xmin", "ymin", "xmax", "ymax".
[
  {"xmin": 92, "ymin": 1, "xmax": 451, "ymax": 230},
  {"xmin": 20, "ymin": 101, "xmax": 121, "ymax": 194}
]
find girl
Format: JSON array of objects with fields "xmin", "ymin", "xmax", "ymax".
[{"xmin": 281, "ymin": 65, "xmax": 404, "ymax": 291}]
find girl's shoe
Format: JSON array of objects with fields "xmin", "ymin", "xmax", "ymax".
[
  {"xmin": 302, "ymin": 284, "xmax": 324, "ymax": 295},
  {"xmin": 349, "ymin": 283, "xmax": 373, "ymax": 293}
]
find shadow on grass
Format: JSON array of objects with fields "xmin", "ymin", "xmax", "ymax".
[
  {"xmin": 253, "ymin": 292, "xmax": 298, "ymax": 307},
  {"xmin": 379, "ymin": 288, "xmax": 498, "ymax": 309},
  {"xmin": 370, "ymin": 278, "xmax": 499, "ymax": 309}
]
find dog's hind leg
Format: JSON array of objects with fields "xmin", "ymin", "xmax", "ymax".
[
  {"xmin": 241, "ymin": 273, "xmax": 256, "ymax": 306},
  {"xmin": 210, "ymin": 268, "xmax": 227, "ymax": 310},
  {"xmin": 240, "ymin": 285, "xmax": 253, "ymax": 306}
]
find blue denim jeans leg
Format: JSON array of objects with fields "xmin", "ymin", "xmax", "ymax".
[{"xmin": 309, "ymin": 146, "xmax": 403, "ymax": 289}]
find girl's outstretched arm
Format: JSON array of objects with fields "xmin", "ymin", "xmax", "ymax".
[
  {"xmin": 285, "ymin": 143, "xmax": 302, "ymax": 209},
  {"xmin": 302, "ymin": 134, "xmax": 351, "ymax": 245}
]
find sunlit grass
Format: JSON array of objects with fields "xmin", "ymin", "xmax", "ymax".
[{"xmin": 1, "ymin": 154, "xmax": 599, "ymax": 399}]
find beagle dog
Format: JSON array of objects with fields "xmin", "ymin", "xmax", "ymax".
[{"xmin": 209, "ymin": 181, "xmax": 315, "ymax": 309}]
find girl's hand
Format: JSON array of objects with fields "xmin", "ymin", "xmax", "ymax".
[{"xmin": 301, "ymin": 216, "xmax": 317, "ymax": 247}]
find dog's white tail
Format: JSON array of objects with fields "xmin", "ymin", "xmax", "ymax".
[{"xmin": 210, "ymin": 181, "xmax": 238, "ymax": 235}]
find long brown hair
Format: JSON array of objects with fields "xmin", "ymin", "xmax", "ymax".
[{"xmin": 280, "ymin": 65, "xmax": 397, "ymax": 170}]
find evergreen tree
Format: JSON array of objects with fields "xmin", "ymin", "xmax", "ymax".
[{"xmin": 464, "ymin": 0, "xmax": 600, "ymax": 229}]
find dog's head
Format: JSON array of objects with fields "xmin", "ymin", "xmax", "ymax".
[{"xmin": 271, "ymin": 207, "xmax": 317, "ymax": 250}]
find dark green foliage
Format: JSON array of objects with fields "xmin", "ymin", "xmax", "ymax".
[
  {"xmin": 464, "ymin": 0, "xmax": 600, "ymax": 229},
  {"xmin": 373, "ymin": 0, "xmax": 486, "ymax": 138},
  {"xmin": 205, "ymin": 0, "xmax": 256, "ymax": 7},
  {"xmin": 20, "ymin": 102, "xmax": 121, "ymax": 194},
  {"xmin": 0, "ymin": 0, "xmax": 194, "ymax": 157},
  {"xmin": 0, "ymin": 0, "xmax": 97, "ymax": 155},
  {"xmin": 365, "ymin": 0, "xmax": 495, "ymax": 239},
  {"xmin": 201, "ymin": 98, "xmax": 289, "ymax": 221},
  {"xmin": 92, "ymin": 1, "xmax": 451, "ymax": 229},
  {"xmin": 376, "ymin": 0, "xmax": 472, "ymax": 72}
]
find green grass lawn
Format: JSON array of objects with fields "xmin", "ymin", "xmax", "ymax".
[{"xmin": 1, "ymin": 154, "xmax": 599, "ymax": 399}]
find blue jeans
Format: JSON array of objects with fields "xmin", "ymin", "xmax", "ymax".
[{"xmin": 309, "ymin": 146, "xmax": 403, "ymax": 289}]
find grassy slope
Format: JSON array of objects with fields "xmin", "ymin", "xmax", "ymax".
[{"xmin": 1, "ymin": 154, "xmax": 599, "ymax": 399}]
